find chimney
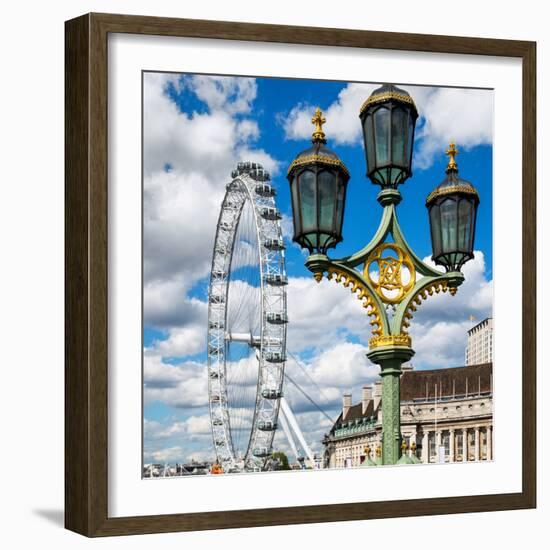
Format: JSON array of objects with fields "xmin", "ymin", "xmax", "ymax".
[
  {"xmin": 401, "ymin": 363, "xmax": 414, "ymax": 373},
  {"xmin": 342, "ymin": 393, "xmax": 352, "ymax": 420},
  {"xmin": 362, "ymin": 386, "xmax": 372, "ymax": 415},
  {"xmin": 373, "ymin": 381, "xmax": 382, "ymax": 411}
]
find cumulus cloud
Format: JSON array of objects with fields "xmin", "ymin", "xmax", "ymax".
[
  {"xmin": 286, "ymin": 276, "xmax": 371, "ymax": 352},
  {"xmin": 143, "ymin": 72, "xmax": 279, "ymax": 336},
  {"xmin": 152, "ymin": 324, "xmax": 207, "ymax": 359},
  {"xmin": 144, "ymin": 354, "xmax": 208, "ymax": 408},
  {"xmin": 281, "ymin": 83, "xmax": 376, "ymax": 145},
  {"xmin": 280, "ymin": 82, "xmax": 493, "ymax": 169},
  {"xmin": 407, "ymin": 251, "xmax": 492, "ymax": 368},
  {"xmin": 409, "ymin": 85, "xmax": 493, "ymax": 169},
  {"xmin": 182, "ymin": 75, "xmax": 258, "ymax": 115}
]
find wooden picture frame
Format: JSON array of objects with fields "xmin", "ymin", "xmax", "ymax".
[{"xmin": 65, "ymin": 12, "xmax": 536, "ymax": 537}]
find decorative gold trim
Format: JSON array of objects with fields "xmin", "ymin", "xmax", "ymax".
[
  {"xmin": 368, "ymin": 333, "xmax": 412, "ymax": 349},
  {"xmin": 311, "ymin": 107, "xmax": 327, "ymax": 143},
  {"xmin": 426, "ymin": 183, "xmax": 479, "ymax": 204},
  {"xmin": 364, "ymin": 243, "xmax": 415, "ymax": 305},
  {"xmin": 400, "ymin": 280, "xmax": 457, "ymax": 333},
  {"xmin": 446, "ymin": 142, "xmax": 459, "ymax": 171},
  {"xmin": 359, "ymin": 91, "xmax": 417, "ymax": 115},
  {"xmin": 317, "ymin": 266, "xmax": 383, "ymax": 336},
  {"xmin": 287, "ymin": 154, "xmax": 350, "ymax": 176}
]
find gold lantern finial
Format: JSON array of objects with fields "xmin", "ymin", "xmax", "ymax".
[
  {"xmin": 446, "ymin": 142, "xmax": 459, "ymax": 172},
  {"xmin": 311, "ymin": 107, "xmax": 327, "ymax": 143}
]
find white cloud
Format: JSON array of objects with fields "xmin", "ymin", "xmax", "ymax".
[
  {"xmin": 144, "ymin": 355, "xmax": 209, "ymax": 408},
  {"xmin": 144, "ymin": 446, "xmax": 187, "ymax": 464},
  {"xmin": 409, "ymin": 85, "xmax": 493, "ymax": 169},
  {"xmin": 281, "ymin": 82, "xmax": 493, "ymax": 170},
  {"xmin": 142, "ymin": 73, "xmax": 280, "ymax": 335},
  {"xmin": 411, "ymin": 250, "xmax": 492, "ymax": 326},
  {"xmin": 153, "ymin": 324, "xmax": 206, "ymax": 358},
  {"xmin": 286, "ymin": 276, "xmax": 371, "ymax": 352},
  {"xmin": 407, "ymin": 251, "xmax": 492, "ymax": 368},
  {"xmin": 182, "ymin": 414, "xmax": 212, "ymax": 436},
  {"xmin": 305, "ymin": 342, "xmax": 378, "ymax": 388},
  {"xmin": 281, "ymin": 83, "xmax": 377, "ymax": 145},
  {"xmin": 183, "ymin": 75, "xmax": 258, "ymax": 115}
]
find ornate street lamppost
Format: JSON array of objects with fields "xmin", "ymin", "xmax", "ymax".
[{"xmin": 287, "ymin": 86, "xmax": 479, "ymax": 465}]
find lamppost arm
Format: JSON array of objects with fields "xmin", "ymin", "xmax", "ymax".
[{"xmin": 307, "ymin": 195, "xmax": 463, "ymax": 343}]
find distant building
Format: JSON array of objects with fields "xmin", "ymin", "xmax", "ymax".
[
  {"xmin": 465, "ymin": 317, "xmax": 493, "ymax": 366},
  {"xmin": 323, "ymin": 363, "xmax": 493, "ymax": 467}
]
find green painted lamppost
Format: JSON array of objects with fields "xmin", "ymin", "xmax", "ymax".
[{"xmin": 287, "ymin": 85, "xmax": 480, "ymax": 465}]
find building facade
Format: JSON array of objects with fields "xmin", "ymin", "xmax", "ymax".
[
  {"xmin": 465, "ymin": 317, "xmax": 493, "ymax": 366},
  {"xmin": 323, "ymin": 363, "xmax": 493, "ymax": 468}
]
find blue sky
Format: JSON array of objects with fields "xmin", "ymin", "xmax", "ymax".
[{"xmin": 142, "ymin": 73, "xmax": 493, "ymax": 465}]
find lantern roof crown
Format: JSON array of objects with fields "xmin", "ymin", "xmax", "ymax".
[
  {"xmin": 426, "ymin": 142, "xmax": 479, "ymax": 205},
  {"xmin": 287, "ymin": 108, "xmax": 349, "ymax": 177},
  {"xmin": 359, "ymin": 83, "xmax": 418, "ymax": 117}
]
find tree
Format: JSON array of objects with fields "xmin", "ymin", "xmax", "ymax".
[{"xmin": 272, "ymin": 451, "xmax": 291, "ymax": 470}]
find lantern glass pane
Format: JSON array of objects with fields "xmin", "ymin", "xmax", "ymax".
[
  {"xmin": 299, "ymin": 170, "xmax": 316, "ymax": 232},
  {"xmin": 391, "ymin": 107, "xmax": 407, "ymax": 166},
  {"xmin": 374, "ymin": 107, "xmax": 390, "ymax": 165},
  {"xmin": 390, "ymin": 167, "xmax": 402, "ymax": 185},
  {"xmin": 407, "ymin": 113, "xmax": 415, "ymax": 166},
  {"xmin": 335, "ymin": 179, "xmax": 345, "ymax": 234},
  {"xmin": 291, "ymin": 174, "xmax": 301, "ymax": 235},
  {"xmin": 440, "ymin": 198, "xmax": 458, "ymax": 252},
  {"xmin": 429, "ymin": 203, "xmax": 442, "ymax": 258},
  {"xmin": 318, "ymin": 170, "xmax": 336, "ymax": 231},
  {"xmin": 457, "ymin": 198, "xmax": 473, "ymax": 252},
  {"xmin": 364, "ymin": 115, "xmax": 375, "ymax": 173}
]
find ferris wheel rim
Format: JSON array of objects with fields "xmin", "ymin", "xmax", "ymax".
[{"xmin": 207, "ymin": 164, "xmax": 287, "ymax": 472}]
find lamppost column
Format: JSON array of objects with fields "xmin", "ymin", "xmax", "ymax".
[{"xmin": 367, "ymin": 345, "xmax": 414, "ymax": 465}]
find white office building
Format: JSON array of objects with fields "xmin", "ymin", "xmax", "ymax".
[{"xmin": 465, "ymin": 317, "xmax": 493, "ymax": 366}]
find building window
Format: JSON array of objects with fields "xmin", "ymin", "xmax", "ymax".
[
  {"xmin": 442, "ymin": 431, "xmax": 450, "ymax": 457},
  {"xmin": 428, "ymin": 432, "xmax": 436, "ymax": 461},
  {"xmin": 455, "ymin": 431, "xmax": 463, "ymax": 458},
  {"xmin": 468, "ymin": 430, "xmax": 475, "ymax": 460},
  {"xmin": 481, "ymin": 428, "xmax": 487, "ymax": 459}
]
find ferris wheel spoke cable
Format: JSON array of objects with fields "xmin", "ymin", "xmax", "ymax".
[
  {"xmin": 286, "ymin": 349, "xmax": 333, "ymax": 406},
  {"xmin": 283, "ymin": 372, "xmax": 334, "ymax": 424}
]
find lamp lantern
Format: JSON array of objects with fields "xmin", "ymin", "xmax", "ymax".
[
  {"xmin": 426, "ymin": 143, "xmax": 480, "ymax": 272},
  {"xmin": 359, "ymin": 84, "xmax": 418, "ymax": 189},
  {"xmin": 287, "ymin": 108, "xmax": 350, "ymax": 255}
]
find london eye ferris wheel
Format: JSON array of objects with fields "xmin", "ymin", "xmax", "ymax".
[{"xmin": 207, "ymin": 162, "xmax": 288, "ymax": 472}]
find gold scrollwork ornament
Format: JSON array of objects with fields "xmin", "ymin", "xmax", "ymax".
[{"xmin": 364, "ymin": 243, "xmax": 415, "ymax": 304}]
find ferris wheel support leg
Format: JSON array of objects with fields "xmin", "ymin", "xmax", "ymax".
[
  {"xmin": 279, "ymin": 412, "xmax": 300, "ymax": 463},
  {"xmin": 280, "ymin": 397, "xmax": 316, "ymax": 467}
]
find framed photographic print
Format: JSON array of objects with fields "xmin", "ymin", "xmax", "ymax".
[{"xmin": 65, "ymin": 13, "xmax": 536, "ymax": 537}]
